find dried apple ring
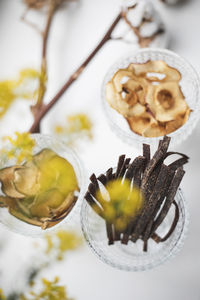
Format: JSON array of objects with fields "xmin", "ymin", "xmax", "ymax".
[
  {"xmin": 146, "ymin": 81, "xmax": 189, "ymax": 122},
  {"xmin": 128, "ymin": 60, "xmax": 181, "ymax": 82}
]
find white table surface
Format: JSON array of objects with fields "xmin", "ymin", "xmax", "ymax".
[{"xmin": 0, "ymin": 0, "xmax": 200, "ymax": 299}]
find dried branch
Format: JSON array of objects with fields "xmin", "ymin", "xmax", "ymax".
[
  {"xmin": 30, "ymin": 3, "xmax": 57, "ymax": 133},
  {"xmin": 29, "ymin": 12, "xmax": 122, "ymax": 133}
]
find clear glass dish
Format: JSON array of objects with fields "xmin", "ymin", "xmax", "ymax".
[
  {"xmin": 0, "ymin": 134, "xmax": 86, "ymax": 237},
  {"xmin": 81, "ymin": 188, "xmax": 188, "ymax": 271},
  {"xmin": 102, "ymin": 48, "xmax": 200, "ymax": 147}
]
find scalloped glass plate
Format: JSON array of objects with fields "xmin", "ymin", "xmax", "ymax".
[
  {"xmin": 102, "ymin": 48, "xmax": 200, "ymax": 147},
  {"xmin": 81, "ymin": 188, "xmax": 188, "ymax": 271},
  {"xmin": 0, "ymin": 134, "xmax": 86, "ymax": 237}
]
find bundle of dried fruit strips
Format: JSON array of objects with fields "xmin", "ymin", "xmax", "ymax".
[{"xmin": 85, "ymin": 136, "xmax": 188, "ymax": 251}]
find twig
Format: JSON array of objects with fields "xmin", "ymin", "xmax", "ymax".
[
  {"xmin": 21, "ymin": 8, "xmax": 42, "ymax": 34},
  {"xmin": 29, "ymin": 12, "xmax": 122, "ymax": 133},
  {"xmin": 30, "ymin": 3, "xmax": 57, "ymax": 133}
]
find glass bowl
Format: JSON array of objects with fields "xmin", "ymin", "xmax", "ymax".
[
  {"xmin": 81, "ymin": 188, "xmax": 188, "ymax": 271},
  {"xmin": 0, "ymin": 134, "xmax": 86, "ymax": 237},
  {"xmin": 102, "ymin": 48, "xmax": 200, "ymax": 147}
]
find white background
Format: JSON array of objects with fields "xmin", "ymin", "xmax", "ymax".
[{"xmin": 0, "ymin": 0, "xmax": 200, "ymax": 299}]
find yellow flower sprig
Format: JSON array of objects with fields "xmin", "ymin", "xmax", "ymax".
[
  {"xmin": 0, "ymin": 68, "xmax": 44, "ymax": 118},
  {"xmin": 0, "ymin": 289, "xmax": 6, "ymax": 300},
  {"xmin": 54, "ymin": 113, "xmax": 93, "ymax": 145},
  {"xmin": 2, "ymin": 132, "xmax": 35, "ymax": 163},
  {"xmin": 45, "ymin": 230, "xmax": 82, "ymax": 261},
  {"xmin": 20, "ymin": 277, "xmax": 73, "ymax": 300},
  {"xmin": 96, "ymin": 179, "xmax": 144, "ymax": 231}
]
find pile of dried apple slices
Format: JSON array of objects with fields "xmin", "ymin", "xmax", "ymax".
[{"xmin": 106, "ymin": 60, "xmax": 191, "ymax": 137}]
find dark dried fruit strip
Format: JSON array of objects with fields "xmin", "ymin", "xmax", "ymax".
[
  {"xmin": 157, "ymin": 201, "xmax": 180, "ymax": 242},
  {"xmin": 90, "ymin": 173, "xmax": 99, "ymax": 190},
  {"xmin": 143, "ymin": 167, "xmax": 174, "ymax": 242},
  {"xmin": 106, "ymin": 168, "xmax": 114, "ymax": 181},
  {"xmin": 132, "ymin": 164, "xmax": 169, "ymax": 242},
  {"xmin": 143, "ymin": 163, "xmax": 162, "ymax": 203},
  {"xmin": 143, "ymin": 144, "xmax": 150, "ymax": 165},
  {"xmin": 97, "ymin": 174, "xmax": 107, "ymax": 185},
  {"xmin": 106, "ymin": 222, "xmax": 114, "ymax": 245},
  {"xmin": 122, "ymin": 216, "xmax": 139, "ymax": 244},
  {"xmin": 85, "ymin": 191, "xmax": 104, "ymax": 217},
  {"xmin": 151, "ymin": 167, "xmax": 185, "ymax": 234},
  {"xmin": 118, "ymin": 158, "xmax": 131, "ymax": 178},
  {"xmin": 114, "ymin": 228, "xmax": 121, "ymax": 241},
  {"xmin": 88, "ymin": 183, "xmax": 96, "ymax": 196},
  {"xmin": 115, "ymin": 155, "xmax": 126, "ymax": 178},
  {"xmin": 141, "ymin": 136, "xmax": 170, "ymax": 192},
  {"xmin": 164, "ymin": 151, "xmax": 189, "ymax": 160},
  {"xmin": 125, "ymin": 156, "xmax": 146, "ymax": 181},
  {"xmin": 169, "ymin": 157, "xmax": 188, "ymax": 171}
]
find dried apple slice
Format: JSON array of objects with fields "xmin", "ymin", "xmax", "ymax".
[
  {"xmin": 143, "ymin": 123, "xmax": 166, "ymax": 137},
  {"xmin": 112, "ymin": 69, "xmax": 134, "ymax": 92},
  {"xmin": 146, "ymin": 81, "xmax": 188, "ymax": 122},
  {"xmin": 126, "ymin": 111, "xmax": 157, "ymax": 136},
  {"xmin": 106, "ymin": 81, "xmax": 148, "ymax": 117},
  {"xmin": 165, "ymin": 108, "xmax": 191, "ymax": 134},
  {"xmin": 129, "ymin": 61, "xmax": 181, "ymax": 82},
  {"xmin": 0, "ymin": 166, "xmax": 25, "ymax": 198},
  {"xmin": 123, "ymin": 77, "xmax": 147, "ymax": 105},
  {"xmin": 182, "ymin": 107, "xmax": 192, "ymax": 124},
  {"xmin": 128, "ymin": 102, "xmax": 146, "ymax": 117},
  {"xmin": 106, "ymin": 81, "xmax": 129, "ymax": 115}
]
